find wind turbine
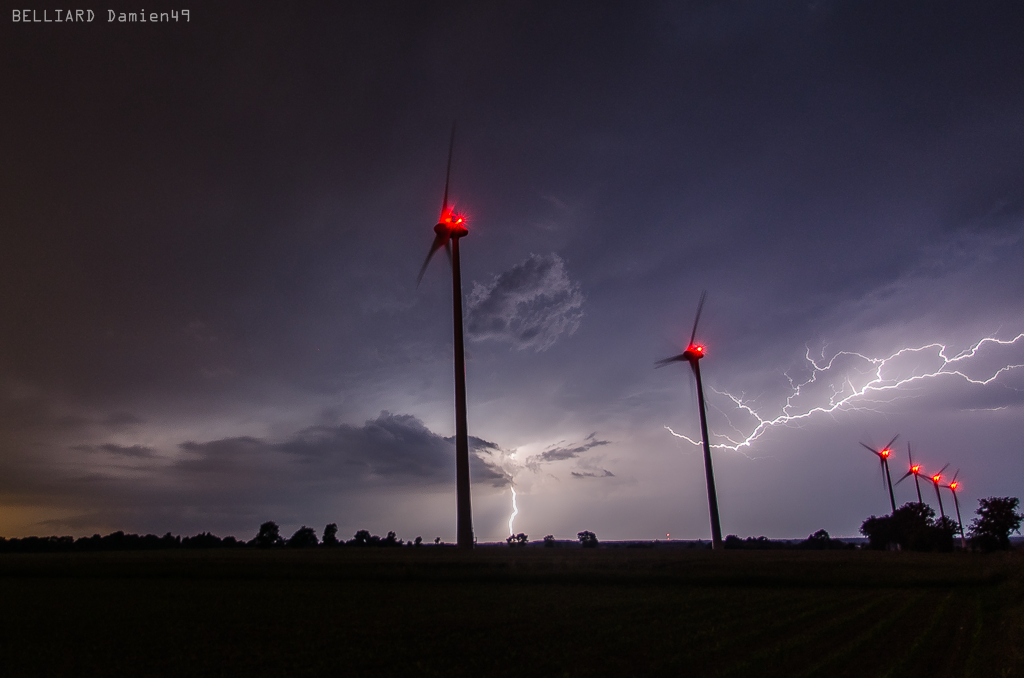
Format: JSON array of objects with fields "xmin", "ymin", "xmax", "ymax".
[
  {"xmin": 417, "ymin": 123, "xmax": 474, "ymax": 550},
  {"xmin": 860, "ymin": 435, "xmax": 899, "ymax": 514},
  {"xmin": 928, "ymin": 463, "xmax": 951, "ymax": 520},
  {"xmin": 943, "ymin": 470, "xmax": 966, "ymax": 549},
  {"xmin": 656, "ymin": 291, "xmax": 723, "ymax": 550},
  {"xmin": 894, "ymin": 442, "xmax": 925, "ymax": 504}
]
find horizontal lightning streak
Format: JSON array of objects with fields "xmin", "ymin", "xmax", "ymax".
[{"xmin": 665, "ymin": 333, "xmax": 1024, "ymax": 453}]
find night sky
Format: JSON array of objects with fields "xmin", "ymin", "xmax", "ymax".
[{"xmin": 3, "ymin": 1, "xmax": 1023, "ymax": 542}]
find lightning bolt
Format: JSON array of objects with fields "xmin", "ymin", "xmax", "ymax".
[
  {"xmin": 666, "ymin": 332, "xmax": 1024, "ymax": 453},
  {"xmin": 508, "ymin": 486, "xmax": 519, "ymax": 536}
]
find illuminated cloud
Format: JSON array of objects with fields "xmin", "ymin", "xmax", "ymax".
[{"xmin": 466, "ymin": 253, "xmax": 584, "ymax": 352}]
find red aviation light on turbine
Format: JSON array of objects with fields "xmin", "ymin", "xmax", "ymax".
[
  {"xmin": 911, "ymin": 465, "xmax": 920, "ymax": 474},
  {"xmin": 437, "ymin": 207, "xmax": 469, "ymax": 237},
  {"xmin": 949, "ymin": 481, "xmax": 958, "ymax": 491},
  {"xmin": 682, "ymin": 344, "xmax": 705, "ymax": 362},
  {"xmin": 932, "ymin": 474, "xmax": 942, "ymax": 483},
  {"xmin": 880, "ymin": 448, "xmax": 891, "ymax": 459}
]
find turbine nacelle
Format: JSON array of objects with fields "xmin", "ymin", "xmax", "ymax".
[
  {"xmin": 927, "ymin": 462, "xmax": 950, "ymax": 487},
  {"xmin": 682, "ymin": 344, "xmax": 705, "ymax": 362},
  {"xmin": 435, "ymin": 211, "xmax": 468, "ymax": 239}
]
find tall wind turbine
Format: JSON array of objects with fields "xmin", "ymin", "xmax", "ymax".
[
  {"xmin": 417, "ymin": 123, "xmax": 474, "ymax": 550},
  {"xmin": 656, "ymin": 291, "xmax": 723, "ymax": 550},
  {"xmin": 860, "ymin": 435, "xmax": 899, "ymax": 514},
  {"xmin": 928, "ymin": 463, "xmax": 951, "ymax": 520},
  {"xmin": 895, "ymin": 442, "xmax": 925, "ymax": 504},
  {"xmin": 943, "ymin": 470, "xmax": 966, "ymax": 549}
]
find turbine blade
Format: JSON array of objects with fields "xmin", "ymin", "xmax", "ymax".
[
  {"xmin": 689, "ymin": 290, "xmax": 707, "ymax": 347},
  {"xmin": 860, "ymin": 442, "xmax": 880, "ymax": 455},
  {"xmin": 907, "ymin": 442, "xmax": 913, "ymax": 465},
  {"xmin": 417, "ymin": 232, "xmax": 449, "ymax": 286},
  {"xmin": 937, "ymin": 463, "xmax": 950, "ymax": 477},
  {"xmin": 895, "ymin": 470, "xmax": 913, "ymax": 485},
  {"xmin": 951, "ymin": 469, "xmax": 960, "ymax": 484},
  {"xmin": 885, "ymin": 434, "xmax": 900, "ymax": 450},
  {"xmin": 441, "ymin": 121, "xmax": 456, "ymax": 217},
  {"xmin": 655, "ymin": 354, "xmax": 687, "ymax": 368}
]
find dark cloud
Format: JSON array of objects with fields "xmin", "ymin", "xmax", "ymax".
[
  {"xmin": 466, "ymin": 253, "xmax": 584, "ymax": 352},
  {"xmin": 533, "ymin": 433, "xmax": 609, "ymax": 463},
  {"xmin": 571, "ymin": 470, "xmax": 614, "ymax": 479},
  {"xmin": 175, "ymin": 412, "xmax": 509, "ymax": 487}
]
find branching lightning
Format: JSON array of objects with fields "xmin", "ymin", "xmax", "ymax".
[
  {"xmin": 666, "ymin": 333, "xmax": 1024, "ymax": 453},
  {"xmin": 508, "ymin": 486, "xmax": 518, "ymax": 536}
]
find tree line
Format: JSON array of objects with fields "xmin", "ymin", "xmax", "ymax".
[
  {"xmin": 859, "ymin": 496, "xmax": 1022, "ymax": 552},
  {"xmin": 0, "ymin": 522, "xmax": 435, "ymax": 554},
  {"xmin": 1, "ymin": 497, "xmax": 1018, "ymax": 554}
]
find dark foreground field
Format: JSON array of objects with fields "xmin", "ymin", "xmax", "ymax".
[{"xmin": 1, "ymin": 548, "xmax": 1021, "ymax": 677}]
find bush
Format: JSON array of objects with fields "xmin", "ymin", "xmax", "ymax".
[
  {"xmin": 506, "ymin": 533, "xmax": 528, "ymax": 546},
  {"xmin": 577, "ymin": 531, "xmax": 598, "ymax": 548}
]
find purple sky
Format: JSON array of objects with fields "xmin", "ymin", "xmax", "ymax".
[{"xmin": 2, "ymin": 1, "xmax": 1023, "ymax": 542}]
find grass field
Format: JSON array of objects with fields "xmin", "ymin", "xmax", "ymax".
[{"xmin": 1, "ymin": 548, "xmax": 1021, "ymax": 677}]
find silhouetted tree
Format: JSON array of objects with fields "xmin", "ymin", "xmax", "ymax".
[
  {"xmin": 382, "ymin": 531, "xmax": 402, "ymax": 547},
  {"xmin": 254, "ymin": 521, "xmax": 284, "ymax": 548},
  {"xmin": 577, "ymin": 530, "xmax": 598, "ymax": 548},
  {"xmin": 348, "ymin": 529, "xmax": 383, "ymax": 547},
  {"xmin": 322, "ymin": 523, "xmax": 339, "ymax": 546},
  {"xmin": 861, "ymin": 503, "xmax": 955, "ymax": 552},
  {"xmin": 804, "ymin": 529, "xmax": 831, "ymax": 549},
  {"xmin": 414, "ymin": 536, "xmax": 422, "ymax": 547},
  {"xmin": 182, "ymin": 532, "xmax": 223, "ymax": 549},
  {"xmin": 506, "ymin": 533, "xmax": 528, "ymax": 546},
  {"xmin": 288, "ymin": 526, "xmax": 319, "ymax": 548},
  {"xmin": 543, "ymin": 535, "xmax": 555, "ymax": 548},
  {"xmin": 969, "ymin": 496, "xmax": 1023, "ymax": 552},
  {"xmin": 434, "ymin": 537, "xmax": 441, "ymax": 545},
  {"xmin": 860, "ymin": 514, "xmax": 896, "ymax": 550}
]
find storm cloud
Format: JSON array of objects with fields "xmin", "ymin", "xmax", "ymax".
[
  {"xmin": 3, "ymin": 3, "xmax": 1023, "ymax": 541},
  {"xmin": 176, "ymin": 411, "xmax": 508, "ymax": 488},
  {"xmin": 533, "ymin": 433, "xmax": 610, "ymax": 463},
  {"xmin": 466, "ymin": 253, "xmax": 584, "ymax": 352}
]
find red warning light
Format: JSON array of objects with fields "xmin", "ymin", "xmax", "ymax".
[
  {"xmin": 881, "ymin": 449, "xmax": 890, "ymax": 458},
  {"xmin": 932, "ymin": 475, "xmax": 941, "ymax": 483},
  {"xmin": 911, "ymin": 465, "xmax": 920, "ymax": 473},
  {"xmin": 950, "ymin": 482, "xmax": 958, "ymax": 490}
]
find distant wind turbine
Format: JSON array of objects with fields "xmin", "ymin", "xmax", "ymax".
[
  {"xmin": 895, "ymin": 442, "xmax": 925, "ymax": 505},
  {"xmin": 943, "ymin": 471, "xmax": 966, "ymax": 549},
  {"xmin": 928, "ymin": 463, "xmax": 951, "ymax": 520},
  {"xmin": 656, "ymin": 291, "xmax": 723, "ymax": 550},
  {"xmin": 417, "ymin": 122, "xmax": 474, "ymax": 550},
  {"xmin": 860, "ymin": 435, "xmax": 899, "ymax": 514}
]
